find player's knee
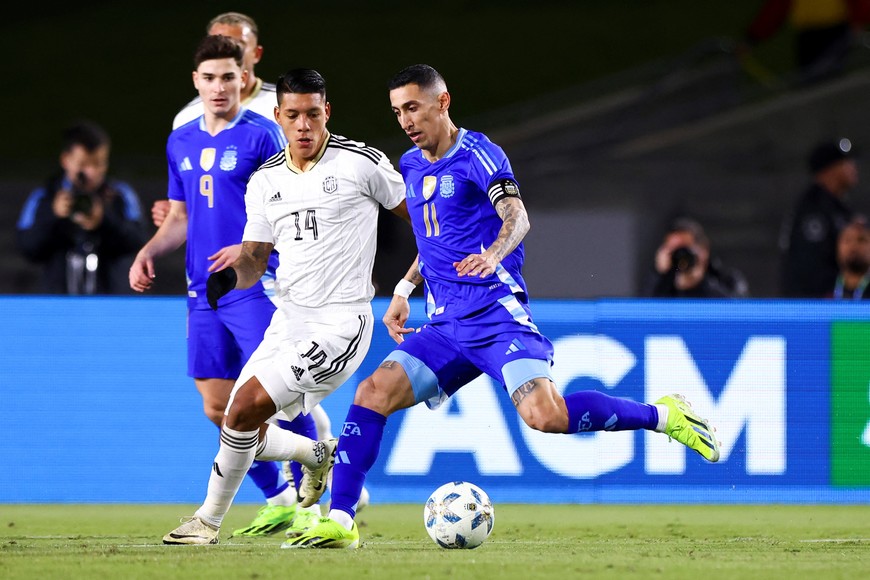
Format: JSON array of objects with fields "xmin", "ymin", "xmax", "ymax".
[
  {"xmin": 519, "ymin": 405, "xmax": 568, "ymax": 433},
  {"xmin": 202, "ymin": 402, "xmax": 225, "ymax": 427},
  {"xmin": 225, "ymin": 381, "xmax": 275, "ymax": 431},
  {"xmin": 353, "ymin": 373, "xmax": 412, "ymax": 416}
]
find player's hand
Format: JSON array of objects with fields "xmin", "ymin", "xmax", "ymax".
[
  {"xmin": 151, "ymin": 199, "xmax": 171, "ymax": 227},
  {"xmin": 383, "ymin": 294, "xmax": 414, "ymax": 344},
  {"xmin": 206, "ymin": 268, "xmax": 238, "ymax": 310},
  {"xmin": 207, "ymin": 244, "xmax": 242, "ymax": 273},
  {"xmin": 52, "ymin": 190, "xmax": 73, "ymax": 219},
  {"xmin": 129, "ymin": 251, "xmax": 156, "ymax": 292},
  {"xmin": 454, "ymin": 252, "xmax": 497, "ymax": 278}
]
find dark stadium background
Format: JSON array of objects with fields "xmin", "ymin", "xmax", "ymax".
[{"xmin": 3, "ymin": 0, "xmax": 866, "ymax": 297}]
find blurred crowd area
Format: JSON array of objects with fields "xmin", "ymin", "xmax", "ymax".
[{"xmin": 5, "ymin": 1, "xmax": 870, "ymax": 299}]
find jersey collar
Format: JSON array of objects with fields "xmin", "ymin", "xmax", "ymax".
[{"xmin": 285, "ymin": 131, "xmax": 331, "ymax": 173}]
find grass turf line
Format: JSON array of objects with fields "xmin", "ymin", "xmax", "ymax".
[{"xmin": 1, "ymin": 504, "xmax": 868, "ymax": 580}]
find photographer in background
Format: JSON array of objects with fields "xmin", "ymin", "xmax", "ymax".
[
  {"xmin": 646, "ymin": 217, "xmax": 749, "ymax": 298},
  {"xmin": 16, "ymin": 120, "xmax": 145, "ymax": 294}
]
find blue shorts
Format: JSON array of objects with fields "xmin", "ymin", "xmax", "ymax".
[
  {"xmin": 187, "ymin": 293, "xmax": 276, "ymax": 379},
  {"xmin": 389, "ymin": 294, "xmax": 554, "ymax": 408}
]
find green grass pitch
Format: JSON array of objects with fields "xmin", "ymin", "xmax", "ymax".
[{"xmin": 1, "ymin": 504, "xmax": 867, "ymax": 579}]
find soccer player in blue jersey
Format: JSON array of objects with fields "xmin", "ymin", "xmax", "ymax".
[
  {"xmin": 286, "ymin": 64, "xmax": 722, "ymax": 549},
  {"xmin": 129, "ymin": 34, "xmax": 309, "ymax": 537}
]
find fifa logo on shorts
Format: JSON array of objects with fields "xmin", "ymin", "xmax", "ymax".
[
  {"xmin": 341, "ymin": 422, "xmax": 362, "ymax": 436},
  {"xmin": 323, "ymin": 176, "xmax": 338, "ymax": 193}
]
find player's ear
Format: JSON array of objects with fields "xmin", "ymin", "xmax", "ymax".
[
  {"xmin": 241, "ymin": 69, "xmax": 250, "ymax": 89},
  {"xmin": 324, "ymin": 101, "xmax": 331, "ymax": 122},
  {"xmin": 438, "ymin": 91, "xmax": 450, "ymax": 113},
  {"xmin": 192, "ymin": 71, "xmax": 198, "ymax": 90}
]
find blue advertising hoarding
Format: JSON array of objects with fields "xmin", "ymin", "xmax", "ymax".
[{"xmin": 1, "ymin": 297, "xmax": 868, "ymax": 504}]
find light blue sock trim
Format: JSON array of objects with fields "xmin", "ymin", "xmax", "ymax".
[{"xmin": 503, "ymin": 358, "xmax": 553, "ymax": 397}]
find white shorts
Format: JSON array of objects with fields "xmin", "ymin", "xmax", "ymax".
[{"xmin": 227, "ymin": 301, "xmax": 373, "ymax": 422}]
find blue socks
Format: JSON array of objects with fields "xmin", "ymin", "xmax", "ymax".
[
  {"xmin": 564, "ymin": 390, "xmax": 658, "ymax": 433},
  {"xmin": 330, "ymin": 404, "xmax": 387, "ymax": 519}
]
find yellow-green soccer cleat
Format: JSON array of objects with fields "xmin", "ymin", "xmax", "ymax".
[
  {"xmin": 284, "ymin": 507, "xmax": 322, "ymax": 539},
  {"xmin": 281, "ymin": 517, "xmax": 359, "ymax": 550},
  {"xmin": 656, "ymin": 394, "xmax": 721, "ymax": 462},
  {"xmin": 163, "ymin": 516, "xmax": 220, "ymax": 545},
  {"xmin": 231, "ymin": 504, "xmax": 297, "ymax": 537}
]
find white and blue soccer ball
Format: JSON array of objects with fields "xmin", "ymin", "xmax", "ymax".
[{"xmin": 423, "ymin": 481, "xmax": 495, "ymax": 549}]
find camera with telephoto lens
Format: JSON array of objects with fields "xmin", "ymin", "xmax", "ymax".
[
  {"xmin": 71, "ymin": 171, "xmax": 95, "ymax": 215},
  {"xmin": 670, "ymin": 246, "xmax": 697, "ymax": 271}
]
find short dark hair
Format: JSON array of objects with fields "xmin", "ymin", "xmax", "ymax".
[
  {"xmin": 61, "ymin": 120, "xmax": 110, "ymax": 153},
  {"xmin": 208, "ymin": 11, "xmax": 259, "ymax": 39},
  {"xmin": 388, "ymin": 64, "xmax": 446, "ymax": 91},
  {"xmin": 276, "ymin": 68, "xmax": 327, "ymax": 102},
  {"xmin": 193, "ymin": 34, "xmax": 244, "ymax": 69},
  {"xmin": 668, "ymin": 217, "xmax": 709, "ymax": 249}
]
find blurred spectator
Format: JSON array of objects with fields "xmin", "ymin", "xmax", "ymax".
[
  {"xmin": 780, "ymin": 138, "xmax": 858, "ymax": 297},
  {"xmin": 830, "ymin": 216, "xmax": 870, "ymax": 298},
  {"xmin": 742, "ymin": 0, "xmax": 870, "ymax": 83},
  {"xmin": 646, "ymin": 217, "xmax": 750, "ymax": 298},
  {"xmin": 16, "ymin": 120, "xmax": 145, "ymax": 294}
]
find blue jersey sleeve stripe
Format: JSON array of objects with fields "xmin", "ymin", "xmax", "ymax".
[
  {"xmin": 17, "ymin": 189, "xmax": 46, "ymax": 229},
  {"xmin": 114, "ymin": 182, "xmax": 142, "ymax": 220}
]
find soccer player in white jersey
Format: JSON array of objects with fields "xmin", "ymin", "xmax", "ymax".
[
  {"xmin": 130, "ymin": 34, "xmax": 306, "ymax": 538},
  {"xmin": 162, "ymin": 68, "xmax": 409, "ymax": 545},
  {"xmin": 157, "ymin": 10, "xmax": 365, "ymax": 528},
  {"xmin": 286, "ymin": 64, "xmax": 722, "ymax": 550}
]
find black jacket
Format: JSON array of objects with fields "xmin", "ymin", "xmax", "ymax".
[
  {"xmin": 780, "ymin": 183, "xmax": 853, "ymax": 298},
  {"xmin": 17, "ymin": 173, "xmax": 146, "ymax": 294}
]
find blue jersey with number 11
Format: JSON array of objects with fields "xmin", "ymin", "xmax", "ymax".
[
  {"xmin": 166, "ymin": 109, "xmax": 285, "ymax": 307},
  {"xmin": 399, "ymin": 128, "xmax": 528, "ymax": 319}
]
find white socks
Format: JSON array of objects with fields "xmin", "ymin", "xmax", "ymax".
[
  {"xmin": 255, "ymin": 423, "xmax": 321, "ymax": 468},
  {"xmin": 654, "ymin": 404, "xmax": 669, "ymax": 433},
  {"xmin": 328, "ymin": 508, "xmax": 354, "ymax": 531},
  {"xmin": 196, "ymin": 426, "xmax": 259, "ymax": 528}
]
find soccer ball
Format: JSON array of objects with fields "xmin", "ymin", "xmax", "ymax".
[{"xmin": 423, "ymin": 481, "xmax": 495, "ymax": 549}]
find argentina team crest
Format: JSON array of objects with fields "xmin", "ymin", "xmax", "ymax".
[
  {"xmin": 219, "ymin": 147, "xmax": 239, "ymax": 171},
  {"xmin": 199, "ymin": 148, "xmax": 216, "ymax": 171},
  {"xmin": 423, "ymin": 175, "xmax": 437, "ymax": 200},
  {"xmin": 439, "ymin": 175, "xmax": 455, "ymax": 198},
  {"xmin": 323, "ymin": 175, "xmax": 338, "ymax": 193}
]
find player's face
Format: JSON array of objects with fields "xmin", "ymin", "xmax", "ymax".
[
  {"xmin": 390, "ymin": 83, "xmax": 448, "ymax": 153},
  {"xmin": 208, "ymin": 23, "xmax": 262, "ymax": 81},
  {"xmin": 276, "ymin": 92, "xmax": 331, "ymax": 162},
  {"xmin": 193, "ymin": 58, "xmax": 247, "ymax": 118}
]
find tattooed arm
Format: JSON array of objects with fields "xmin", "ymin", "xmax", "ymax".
[
  {"xmin": 454, "ymin": 196, "xmax": 530, "ymax": 278},
  {"xmin": 232, "ymin": 240, "xmax": 274, "ymax": 289}
]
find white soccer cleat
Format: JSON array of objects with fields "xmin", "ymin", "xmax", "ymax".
[
  {"xmin": 163, "ymin": 516, "xmax": 220, "ymax": 545},
  {"xmin": 298, "ymin": 438, "xmax": 337, "ymax": 508}
]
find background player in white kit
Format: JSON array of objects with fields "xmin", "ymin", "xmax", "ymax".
[{"xmin": 162, "ymin": 68, "xmax": 409, "ymax": 545}]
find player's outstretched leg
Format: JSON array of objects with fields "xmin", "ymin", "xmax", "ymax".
[
  {"xmin": 282, "ymin": 517, "xmax": 359, "ymax": 549},
  {"xmin": 655, "ymin": 393, "xmax": 721, "ymax": 462}
]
